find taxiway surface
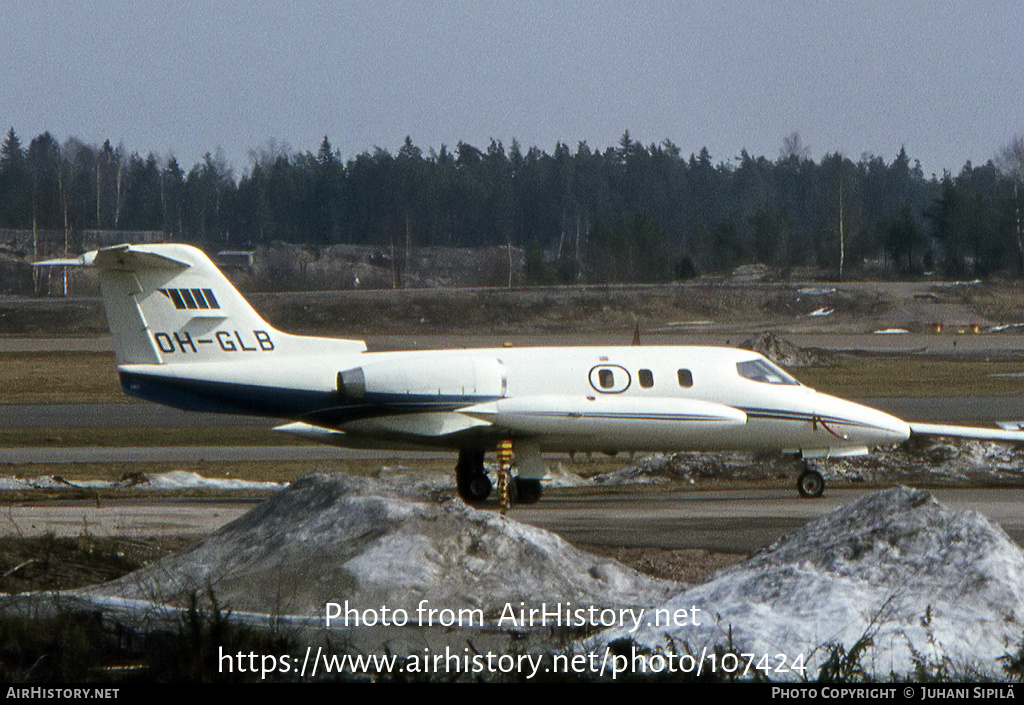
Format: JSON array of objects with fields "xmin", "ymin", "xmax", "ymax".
[{"xmin": 5, "ymin": 488, "xmax": 1022, "ymax": 554}]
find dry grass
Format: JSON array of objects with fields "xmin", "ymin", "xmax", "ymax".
[
  {"xmin": 795, "ymin": 356, "xmax": 1024, "ymax": 398},
  {"xmin": 2, "ymin": 351, "xmax": 121, "ymax": 403},
  {"xmin": 0, "ymin": 426, "xmax": 297, "ymax": 448},
  {"xmin": 579, "ymin": 545, "xmax": 745, "ymax": 584},
  {"xmin": 0, "ymin": 534, "xmax": 196, "ymax": 593}
]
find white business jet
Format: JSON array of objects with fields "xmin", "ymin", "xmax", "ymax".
[{"xmin": 40, "ymin": 243, "xmax": 1023, "ymax": 503}]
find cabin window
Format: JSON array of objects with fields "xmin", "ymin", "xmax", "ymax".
[
  {"xmin": 736, "ymin": 358, "xmax": 799, "ymax": 385},
  {"xmin": 677, "ymin": 369, "xmax": 693, "ymax": 388},
  {"xmin": 589, "ymin": 364, "xmax": 631, "ymax": 393},
  {"xmin": 638, "ymin": 369, "xmax": 654, "ymax": 388}
]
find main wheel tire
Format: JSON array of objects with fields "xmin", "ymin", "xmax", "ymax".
[
  {"xmin": 513, "ymin": 478, "xmax": 543, "ymax": 504},
  {"xmin": 456, "ymin": 449, "xmax": 491, "ymax": 503},
  {"xmin": 796, "ymin": 469, "xmax": 825, "ymax": 498},
  {"xmin": 466, "ymin": 473, "xmax": 493, "ymax": 501}
]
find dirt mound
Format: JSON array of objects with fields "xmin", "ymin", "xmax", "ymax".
[{"xmin": 740, "ymin": 332, "xmax": 830, "ymax": 367}]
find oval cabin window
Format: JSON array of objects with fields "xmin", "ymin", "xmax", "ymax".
[{"xmin": 589, "ymin": 365, "xmax": 631, "ymax": 393}]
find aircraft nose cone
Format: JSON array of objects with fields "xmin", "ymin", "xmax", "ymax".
[
  {"xmin": 873, "ymin": 409, "xmax": 912, "ymax": 444},
  {"xmin": 820, "ymin": 395, "xmax": 911, "ymax": 446}
]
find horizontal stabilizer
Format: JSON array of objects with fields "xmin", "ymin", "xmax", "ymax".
[
  {"xmin": 909, "ymin": 422, "xmax": 1024, "ymax": 443},
  {"xmin": 34, "ymin": 255, "xmax": 92, "ymax": 266},
  {"xmin": 92, "ymin": 245, "xmax": 191, "ymax": 270},
  {"xmin": 36, "ymin": 244, "xmax": 192, "ymax": 270}
]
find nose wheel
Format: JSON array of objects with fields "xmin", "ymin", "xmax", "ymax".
[{"xmin": 796, "ymin": 461, "xmax": 825, "ymax": 498}]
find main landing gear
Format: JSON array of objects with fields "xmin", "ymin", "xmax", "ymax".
[
  {"xmin": 514, "ymin": 478, "xmax": 542, "ymax": 504},
  {"xmin": 456, "ymin": 449, "xmax": 492, "ymax": 502},
  {"xmin": 455, "ymin": 448, "xmax": 543, "ymax": 505},
  {"xmin": 795, "ymin": 458, "xmax": 825, "ymax": 498}
]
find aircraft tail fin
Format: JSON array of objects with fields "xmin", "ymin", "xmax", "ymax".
[{"xmin": 39, "ymin": 243, "xmax": 364, "ymax": 365}]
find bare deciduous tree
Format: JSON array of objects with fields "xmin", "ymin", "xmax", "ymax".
[
  {"xmin": 997, "ymin": 136, "xmax": 1024, "ymax": 272},
  {"xmin": 780, "ymin": 131, "xmax": 811, "ymax": 162}
]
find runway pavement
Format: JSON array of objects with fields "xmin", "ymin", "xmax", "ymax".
[
  {"xmin": 0, "ymin": 403, "xmax": 266, "ymax": 429},
  {"xmin": 518, "ymin": 486, "xmax": 1024, "ymax": 552},
  {"xmin": 4, "ymin": 487, "xmax": 1023, "ymax": 554}
]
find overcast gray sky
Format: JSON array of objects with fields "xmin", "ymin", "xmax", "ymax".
[{"xmin": 3, "ymin": 1, "xmax": 1021, "ymax": 177}]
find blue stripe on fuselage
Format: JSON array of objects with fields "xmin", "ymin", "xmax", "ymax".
[
  {"xmin": 119, "ymin": 370, "xmax": 335, "ymax": 417},
  {"xmin": 117, "ymin": 371, "xmax": 499, "ymax": 425}
]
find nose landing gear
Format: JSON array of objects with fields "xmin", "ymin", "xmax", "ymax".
[{"xmin": 796, "ymin": 459, "xmax": 825, "ymax": 498}]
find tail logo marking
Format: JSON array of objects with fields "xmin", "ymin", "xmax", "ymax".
[
  {"xmin": 153, "ymin": 330, "xmax": 275, "ymax": 354},
  {"xmin": 159, "ymin": 288, "xmax": 221, "ymax": 310}
]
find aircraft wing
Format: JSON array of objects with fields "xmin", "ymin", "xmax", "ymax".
[
  {"xmin": 274, "ymin": 412, "xmax": 494, "ymax": 449},
  {"xmin": 282, "ymin": 420, "xmax": 1024, "ymax": 447},
  {"xmin": 275, "ymin": 396, "xmax": 747, "ymax": 451},
  {"xmin": 909, "ymin": 423, "xmax": 1024, "ymax": 443}
]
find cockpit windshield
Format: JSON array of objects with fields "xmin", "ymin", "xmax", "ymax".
[{"xmin": 736, "ymin": 358, "xmax": 800, "ymax": 385}]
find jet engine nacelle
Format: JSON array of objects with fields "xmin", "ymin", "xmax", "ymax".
[{"xmin": 338, "ymin": 355, "xmax": 506, "ymax": 402}]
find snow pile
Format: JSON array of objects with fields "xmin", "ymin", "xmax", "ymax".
[
  {"xmin": 594, "ymin": 487, "xmax": 1024, "ymax": 679},
  {"xmin": 595, "ymin": 451, "xmax": 793, "ymax": 485},
  {"xmin": 0, "ymin": 471, "xmax": 284, "ymax": 491},
  {"xmin": 834, "ymin": 437, "xmax": 1024, "ymax": 484},
  {"xmin": 80, "ymin": 474, "xmax": 678, "ymax": 619},
  {"xmin": 541, "ymin": 462, "xmax": 591, "ymax": 488},
  {"xmin": 134, "ymin": 470, "xmax": 285, "ymax": 490},
  {"xmin": 600, "ymin": 437, "xmax": 1024, "ymax": 487},
  {"xmin": 593, "ymin": 453, "xmax": 726, "ymax": 485}
]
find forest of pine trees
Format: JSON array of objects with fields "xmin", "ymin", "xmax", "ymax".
[{"xmin": 3, "ymin": 127, "xmax": 1024, "ymax": 285}]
